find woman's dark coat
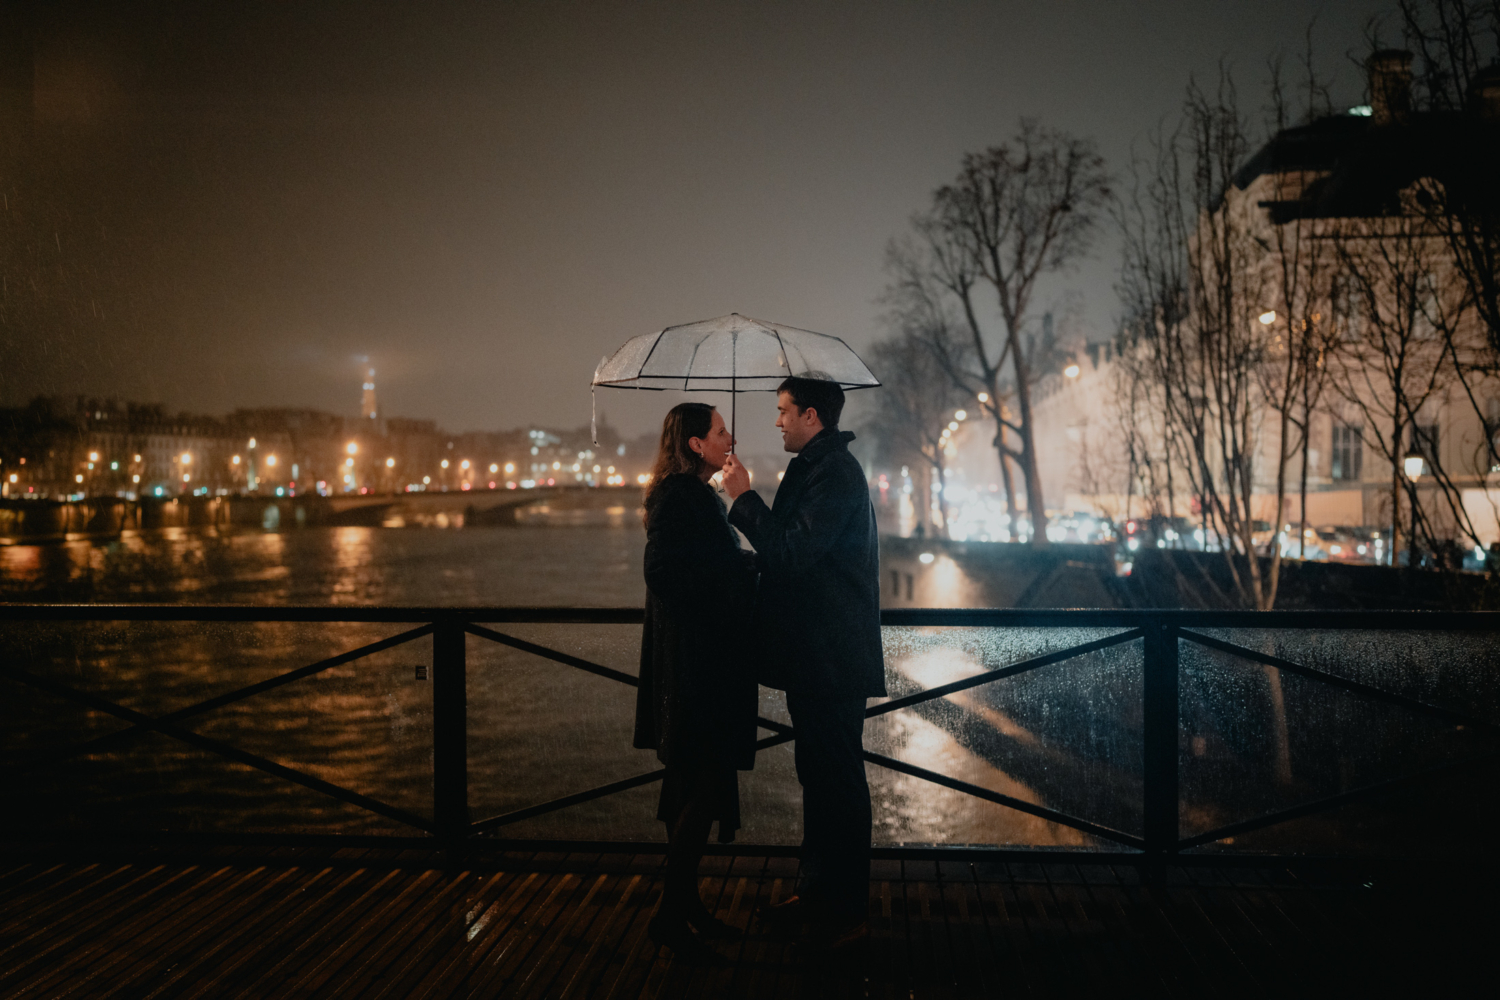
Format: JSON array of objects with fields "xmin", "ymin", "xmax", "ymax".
[{"xmin": 634, "ymin": 473, "xmax": 758, "ymax": 771}]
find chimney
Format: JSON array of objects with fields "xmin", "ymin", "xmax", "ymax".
[
  {"xmin": 1367, "ymin": 49, "xmax": 1413, "ymax": 126},
  {"xmin": 1470, "ymin": 64, "xmax": 1500, "ymax": 120}
]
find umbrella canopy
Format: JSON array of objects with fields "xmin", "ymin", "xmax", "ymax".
[{"xmin": 592, "ymin": 313, "xmax": 881, "ymax": 392}]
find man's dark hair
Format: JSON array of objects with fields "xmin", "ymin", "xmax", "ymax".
[{"xmin": 777, "ymin": 376, "xmax": 845, "ymax": 429}]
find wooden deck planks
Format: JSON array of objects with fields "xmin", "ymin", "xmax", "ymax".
[{"xmin": 0, "ymin": 845, "xmax": 1493, "ymax": 998}]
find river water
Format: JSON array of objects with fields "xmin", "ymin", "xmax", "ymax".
[{"xmin": 3, "ymin": 521, "xmax": 1495, "ymax": 854}]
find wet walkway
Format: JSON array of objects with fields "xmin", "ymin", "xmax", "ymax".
[{"xmin": 0, "ymin": 843, "xmax": 1489, "ymax": 997}]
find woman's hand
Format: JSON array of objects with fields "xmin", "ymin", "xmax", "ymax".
[{"xmin": 721, "ymin": 455, "xmax": 751, "ymax": 501}]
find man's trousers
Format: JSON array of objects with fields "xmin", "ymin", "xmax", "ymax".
[{"xmin": 786, "ymin": 692, "xmax": 871, "ymax": 919}]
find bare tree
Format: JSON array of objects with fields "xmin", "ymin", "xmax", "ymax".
[
  {"xmin": 886, "ymin": 120, "xmax": 1111, "ymax": 548},
  {"xmin": 1116, "ymin": 68, "xmax": 1302, "ymax": 611},
  {"xmin": 1327, "ymin": 203, "xmax": 1478, "ymax": 563},
  {"xmin": 1261, "ymin": 50, "xmax": 1340, "ymax": 563},
  {"xmin": 863, "ymin": 318, "xmax": 973, "ymax": 539}
]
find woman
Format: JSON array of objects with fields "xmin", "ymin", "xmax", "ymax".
[{"xmin": 634, "ymin": 402, "xmax": 758, "ymax": 960}]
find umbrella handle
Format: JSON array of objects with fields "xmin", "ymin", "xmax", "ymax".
[{"xmin": 730, "ymin": 375, "xmax": 736, "ymax": 454}]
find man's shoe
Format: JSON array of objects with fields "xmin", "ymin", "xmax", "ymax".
[
  {"xmin": 685, "ymin": 906, "xmax": 739, "ymax": 941},
  {"xmin": 647, "ymin": 912, "xmax": 728, "ymax": 966},
  {"xmin": 758, "ymin": 894, "xmax": 811, "ymax": 931}
]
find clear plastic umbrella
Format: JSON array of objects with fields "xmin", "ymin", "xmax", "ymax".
[{"xmin": 590, "ymin": 313, "xmax": 881, "ymax": 445}]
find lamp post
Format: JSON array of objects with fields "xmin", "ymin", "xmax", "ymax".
[{"xmin": 1403, "ymin": 447, "xmax": 1424, "ymax": 567}]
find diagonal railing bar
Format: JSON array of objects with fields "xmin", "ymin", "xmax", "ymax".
[
  {"xmin": 1178, "ymin": 747, "xmax": 1500, "ymax": 850},
  {"xmin": 860, "ymin": 748, "xmax": 1146, "ymax": 850},
  {"xmin": 17, "ymin": 623, "xmax": 437, "ymax": 773},
  {"xmin": 464, "ymin": 623, "xmax": 639, "ymax": 687},
  {"xmin": 471, "ymin": 726, "xmax": 797, "ymax": 835},
  {"xmin": 867, "ymin": 628, "xmax": 1144, "ymax": 719},
  {"xmin": 471, "ymin": 768, "xmax": 666, "ymax": 835},
  {"xmin": 1, "ymin": 665, "xmax": 435, "ymax": 833},
  {"xmin": 1180, "ymin": 629, "xmax": 1500, "ymax": 733},
  {"xmin": 757, "ymin": 708, "xmax": 1146, "ymax": 848}
]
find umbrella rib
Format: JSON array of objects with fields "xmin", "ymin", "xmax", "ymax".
[
  {"xmin": 771, "ymin": 326, "xmax": 791, "ymax": 378},
  {"xmin": 683, "ymin": 332, "xmax": 707, "ymax": 390},
  {"xmin": 633, "ymin": 328, "xmax": 667, "ymax": 383}
]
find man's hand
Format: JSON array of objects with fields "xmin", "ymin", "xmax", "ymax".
[{"xmin": 721, "ymin": 454, "xmax": 751, "ymax": 500}]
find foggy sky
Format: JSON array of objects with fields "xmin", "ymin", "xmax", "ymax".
[{"xmin": 3, "ymin": 0, "xmax": 1391, "ymax": 454}]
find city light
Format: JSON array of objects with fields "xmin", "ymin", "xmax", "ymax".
[
  {"xmin": 1258, "ymin": 310, "xmax": 1277, "ymax": 325},
  {"xmin": 441, "ymin": 459, "xmax": 449, "ymax": 469},
  {"xmin": 133, "ymin": 454, "xmax": 142, "ymax": 462},
  {"xmin": 346, "ymin": 442, "xmax": 358, "ymax": 455},
  {"xmin": 948, "ymin": 421, "xmax": 958, "ymax": 431},
  {"xmin": 461, "ymin": 459, "xmax": 471, "ymax": 470},
  {"xmin": 248, "ymin": 438, "xmax": 257, "ymax": 449},
  {"xmin": 386, "ymin": 457, "xmax": 395, "ymax": 468},
  {"xmin": 132, "ymin": 475, "xmax": 140, "ymax": 483},
  {"xmin": 7, "ymin": 474, "xmax": 15, "ymax": 483},
  {"xmin": 1404, "ymin": 453, "xmax": 1425, "ymax": 479},
  {"xmin": 232, "ymin": 455, "xmax": 241, "ymax": 465},
  {"xmin": 636, "ymin": 473, "xmax": 651, "ymax": 485},
  {"xmin": 180, "ymin": 452, "xmax": 192, "ymax": 464},
  {"xmin": 977, "ymin": 392, "xmax": 989, "ymax": 403},
  {"xmin": 489, "ymin": 463, "xmax": 498, "ymax": 473},
  {"xmin": 1064, "ymin": 363, "xmax": 1081, "ymax": 378},
  {"xmin": 88, "ymin": 452, "xmax": 99, "ymax": 462},
  {"xmin": 954, "ymin": 410, "xmax": 967, "ymax": 421},
  {"xmin": 919, "ymin": 552, "xmax": 935, "ymax": 564},
  {"xmin": 504, "ymin": 462, "xmax": 515, "ymax": 474},
  {"xmin": 183, "ymin": 474, "xmax": 191, "ymax": 482},
  {"xmin": 423, "ymin": 476, "xmax": 431, "ymax": 484},
  {"xmin": 75, "ymin": 474, "xmax": 84, "ymax": 483},
  {"xmin": 110, "ymin": 462, "xmax": 118, "ymax": 470},
  {"xmin": 266, "ymin": 455, "xmax": 278, "ymax": 467}
]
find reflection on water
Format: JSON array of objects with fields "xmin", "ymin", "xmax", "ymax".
[
  {"xmin": 4, "ymin": 524, "xmax": 1497, "ymax": 854},
  {"xmin": 0, "ymin": 524, "xmax": 647, "ymax": 606}
]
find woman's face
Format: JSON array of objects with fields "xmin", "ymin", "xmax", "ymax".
[{"xmin": 690, "ymin": 409, "xmax": 734, "ymax": 473}]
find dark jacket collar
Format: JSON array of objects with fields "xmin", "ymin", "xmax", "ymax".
[{"xmin": 795, "ymin": 427, "xmax": 855, "ymax": 466}]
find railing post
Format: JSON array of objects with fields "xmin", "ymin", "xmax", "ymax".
[
  {"xmin": 1142, "ymin": 615, "xmax": 1178, "ymax": 876},
  {"xmin": 432, "ymin": 619, "xmax": 469, "ymax": 848}
]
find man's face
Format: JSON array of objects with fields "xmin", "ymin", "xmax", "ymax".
[{"xmin": 775, "ymin": 391, "xmax": 823, "ymax": 453}]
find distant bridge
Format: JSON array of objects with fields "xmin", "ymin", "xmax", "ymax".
[{"xmin": 0, "ymin": 485, "xmax": 645, "ymax": 542}]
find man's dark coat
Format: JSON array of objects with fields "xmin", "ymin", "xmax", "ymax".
[
  {"xmin": 634, "ymin": 473, "xmax": 758, "ymax": 771},
  {"xmin": 728, "ymin": 429, "xmax": 886, "ymax": 700}
]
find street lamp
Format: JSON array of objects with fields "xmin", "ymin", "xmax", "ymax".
[
  {"xmin": 1063, "ymin": 362, "xmax": 1081, "ymax": 378},
  {"xmin": 1403, "ymin": 449, "xmax": 1424, "ymax": 479},
  {"xmin": 1258, "ymin": 310, "xmax": 1278, "ymax": 326},
  {"xmin": 346, "ymin": 442, "xmax": 358, "ymax": 456}
]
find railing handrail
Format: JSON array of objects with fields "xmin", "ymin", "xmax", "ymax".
[
  {"xmin": 6, "ymin": 604, "xmax": 1498, "ymax": 860},
  {"xmin": 3, "ymin": 604, "xmax": 1500, "ymax": 629}
]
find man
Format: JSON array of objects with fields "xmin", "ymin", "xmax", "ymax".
[{"xmin": 720, "ymin": 376, "xmax": 885, "ymax": 948}]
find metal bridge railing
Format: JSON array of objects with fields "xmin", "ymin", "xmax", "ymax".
[{"xmin": 4, "ymin": 605, "xmax": 1499, "ymax": 861}]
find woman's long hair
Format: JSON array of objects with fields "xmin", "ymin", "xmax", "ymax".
[{"xmin": 643, "ymin": 402, "xmax": 715, "ymax": 518}]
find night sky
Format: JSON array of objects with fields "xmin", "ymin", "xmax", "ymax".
[{"xmin": 3, "ymin": 0, "xmax": 1390, "ymax": 452}]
